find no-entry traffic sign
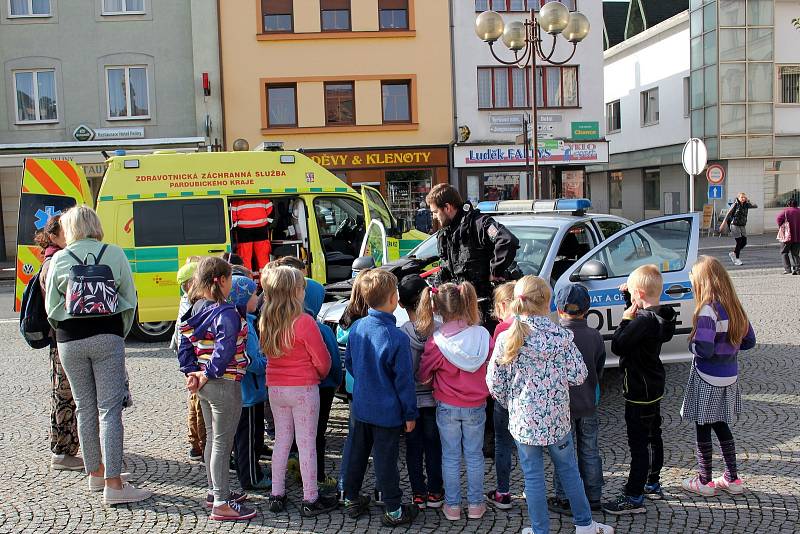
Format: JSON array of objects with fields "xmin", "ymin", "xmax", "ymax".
[{"xmin": 706, "ymin": 164, "xmax": 725, "ymax": 185}]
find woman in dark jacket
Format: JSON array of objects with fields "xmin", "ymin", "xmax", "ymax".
[
  {"xmin": 36, "ymin": 215, "xmax": 83, "ymax": 471},
  {"xmin": 720, "ymin": 192, "xmax": 757, "ymax": 266},
  {"xmin": 777, "ymin": 198, "xmax": 800, "ymax": 275}
]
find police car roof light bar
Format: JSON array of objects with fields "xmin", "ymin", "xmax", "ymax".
[{"xmin": 477, "ymin": 198, "xmax": 592, "ymax": 216}]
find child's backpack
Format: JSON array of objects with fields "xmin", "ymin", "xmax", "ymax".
[
  {"xmin": 19, "ymin": 271, "xmax": 53, "ymax": 349},
  {"xmin": 64, "ymin": 244, "xmax": 118, "ymax": 316}
]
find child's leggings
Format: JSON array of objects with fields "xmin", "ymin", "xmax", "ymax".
[
  {"xmin": 695, "ymin": 421, "xmax": 737, "ymax": 484},
  {"xmin": 269, "ymin": 385, "xmax": 320, "ymax": 502}
]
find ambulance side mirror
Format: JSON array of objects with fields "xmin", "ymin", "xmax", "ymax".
[{"xmin": 570, "ymin": 259, "xmax": 608, "ymax": 282}]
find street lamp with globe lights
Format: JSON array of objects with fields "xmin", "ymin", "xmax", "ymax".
[{"xmin": 475, "ymin": 2, "xmax": 590, "ymax": 200}]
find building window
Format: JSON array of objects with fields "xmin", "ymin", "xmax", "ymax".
[
  {"xmin": 536, "ymin": 65, "xmax": 579, "ymax": 108},
  {"xmin": 382, "ymin": 81, "xmax": 411, "ymax": 123},
  {"xmin": 479, "ymin": 66, "xmax": 575, "ymax": 109},
  {"xmin": 606, "ymin": 100, "xmax": 621, "ymax": 133},
  {"xmin": 609, "ymin": 171, "xmax": 623, "ymax": 209},
  {"xmin": 320, "ymin": 0, "xmax": 350, "ymax": 31},
  {"xmin": 106, "ymin": 66, "xmax": 149, "ymax": 119},
  {"xmin": 379, "ymin": 0, "xmax": 408, "ymax": 30},
  {"xmin": 13, "ymin": 69, "xmax": 57, "ymax": 123},
  {"xmin": 641, "ymin": 87, "xmax": 659, "ymax": 126},
  {"xmin": 643, "ymin": 169, "xmax": 660, "ymax": 210},
  {"xmin": 9, "ymin": 0, "xmax": 49, "ymax": 16},
  {"xmin": 779, "ymin": 66, "xmax": 800, "ymax": 104},
  {"xmin": 683, "ymin": 76, "xmax": 690, "ymax": 117},
  {"xmin": 325, "ymin": 82, "xmax": 355, "ymax": 125},
  {"xmin": 266, "ymin": 84, "xmax": 297, "ymax": 127},
  {"xmin": 102, "ymin": 0, "xmax": 144, "ymax": 15},
  {"xmin": 262, "ymin": 0, "xmax": 293, "ymax": 33},
  {"xmin": 476, "ymin": 0, "xmax": 575, "ymax": 11}
]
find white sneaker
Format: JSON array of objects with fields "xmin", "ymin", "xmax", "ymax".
[
  {"xmin": 713, "ymin": 476, "xmax": 745, "ymax": 495},
  {"xmin": 734, "ymin": 258, "xmax": 743, "ymax": 266},
  {"xmin": 576, "ymin": 521, "xmax": 615, "ymax": 534},
  {"xmin": 103, "ymin": 482, "xmax": 152, "ymax": 505},
  {"xmin": 89, "ymin": 472, "xmax": 131, "ymax": 492},
  {"xmin": 728, "ymin": 252, "xmax": 737, "ymax": 265},
  {"xmin": 682, "ymin": 475, "xmax": 717, "ymax": 497}
]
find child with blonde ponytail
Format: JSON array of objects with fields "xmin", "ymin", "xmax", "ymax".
[
  {"xmin": 486, "ymin": 276, "xmax": 614, "ymax": 534},
  {"xmin": 418, "ymin": 282, "xmax": 492, "ymax": 521}
]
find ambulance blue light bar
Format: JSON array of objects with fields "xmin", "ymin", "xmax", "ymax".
[{"xmin": 477, "ymin": 198, "xmax": 592, "ymax": 215}]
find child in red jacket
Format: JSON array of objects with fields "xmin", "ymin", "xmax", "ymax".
[{"xmin": 418, "ymin": 282, "xmax": 492, "ymax": 521}]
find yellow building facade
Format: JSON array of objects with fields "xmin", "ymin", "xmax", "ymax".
[{"xmin": 219, "ymin": 0, "xmax": 454, "ymax": 222}]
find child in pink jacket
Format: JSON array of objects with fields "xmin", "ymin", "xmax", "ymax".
[{"xmin": 418, "ymin": 282, "xmax": 492, "ymax": 522}]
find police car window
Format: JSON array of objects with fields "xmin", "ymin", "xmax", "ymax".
[
  {"xmin": 17, "ymin": 194, "xmax": 77, "ymax": 246},
  {"xmin": 587, "ymin": 218, "xmax": 692, "ymax": 278},
  {"xmin": 507, "ymin": 225, "xmax": 557, "ymax": 276},
  {"xmin": 313, "ymin": 197, "xmax": 363, "ymax": 237},
  {"xmin": 597, "ymin": 220, "xmax": 627, "ymax": 239},
  {"xmin": 133, "ymin": 198, "xmax": 226, "ymax": 246},
  {"xmin": 408, "ymin": 232, "xmax": 439, "ymax": 260}
]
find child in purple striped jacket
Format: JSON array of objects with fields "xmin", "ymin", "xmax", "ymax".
[{"xmin": 681, "ymin": 256, "xmax": 756, "ymax": 497}]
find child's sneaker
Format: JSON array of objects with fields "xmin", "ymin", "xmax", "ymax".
[
  {"xmin": 442, "ymin": 503, "xmax": 461, "ymax": 521},
  {"xmin": 412, "ymin": 493, "xmax": 427, "ymax": 509},
  {"xmin": 89, "ymin": 472, "xmax": 130, "ymax": 492},
  {"xmin": 728, "ymin": 251, "xmax": 737, "ymax": 265},
  {"xmin": 487, "ymin": 490, "xmax": 513, "ymax": 510},
  {"xmin": 381, "ymin": 504, "xmax": 419, "ymax": 527},
  {"xmin": 644, "ymin": 482, "xmax": 665, "ymax": 500},
  {"xmin": 427, "ymin": 492, "xmax": 444, "ymax": 509},
  {"xmin": 209, "ymin": 500, "xmax": 257, "ymax": 521},
  {"xmin": 267, "ymin": 494, "xmax": 287, "ymax": 513},
  {"xmin": 301, "ymin": 494, "xmax": 339, "ymax": 517},
  {"xmin": 468, "ymin": 502, "xmax": 486, "ymax": 520},
  {"xmin": 713, "ymin": 475, "xmax": 745, "ymax": 495},
  {"xmin": 546, "ymin": 496, "xmax": 570, "ymax": 514},
  {"xmin": 344, "ymin": 495, "xmax": 371, "ymax": 519},
  {"xmin": 601, "ymin": 494, "xmax": 646, "ymax": 515},
  {"xmin": 682, "ymin": 476, "xmax": 717, "ymax": 497},
  {"xmin": 205, "ymin": 491, "xmax": 247, "ymax": 509},
  {"xmin": 576, "ymin": 520, "xmax": 616, "ymax": 534},
  {"xmin": 102, "ymin": 483, "xmax": 152, "ymax": 505}
]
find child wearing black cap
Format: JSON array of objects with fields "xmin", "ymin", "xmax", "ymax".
[
  {"xmin": 397, "ymin": 274, "xmax": 445, "ymax": 510},
  {"xmin": 548, "ymin": 283, "xmax": 606, "ymax": 514}
]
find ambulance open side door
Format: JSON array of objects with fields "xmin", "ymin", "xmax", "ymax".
[
  {"xmin": 14, "ymin": 159, "xmax": 93, "ymax": 311},
  {"xmin": 553, "ymin": 212, "xmax": 700, "ymax": 366},
  {"xmin": 359, "ymin": 185, "xmax": 401, "ymax": 261}
]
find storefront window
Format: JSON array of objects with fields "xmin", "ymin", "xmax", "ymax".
[
  {"xmin": 386, "ymin": 169, "xmax": 433, "ymax": 225},
  {"xmin": 483, "ymin": 172, "xmax": 520, "ymax": 201},
  {"xmin": 609, "ymin": 171, "xmax": 623, "ymax": 209},
  {"xmin": 643, "ymin": 169, "xmax": 660, "ymax": 211},
  {"xmin": 763, "ymin": 160, "xmax": 800, "ymax": 208},
  {"xmin": 561, "ymin": 170, "xmax": 584, "ymax": 198},
  {"xmin": 467, "ymin": 175, "xmax": 480, "ymax": 205}
]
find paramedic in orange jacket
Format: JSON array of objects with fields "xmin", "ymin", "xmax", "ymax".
[{"xmin": 230, "ymin": 199, "xmax": 273, "ymax": 273}]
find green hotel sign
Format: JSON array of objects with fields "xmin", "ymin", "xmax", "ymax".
[{"xmin": 571, "ymin": 121, "xmax": 599, "ymax": 140}]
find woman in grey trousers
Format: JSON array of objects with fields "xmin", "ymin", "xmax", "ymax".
[{"xmin": 44, "ymin": 206, "xmax": 150, "ymax": 505}]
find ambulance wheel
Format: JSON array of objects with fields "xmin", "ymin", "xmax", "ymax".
[{"xmin": 131, "ymin": 320, "xmax": 175, "ymax": 342}]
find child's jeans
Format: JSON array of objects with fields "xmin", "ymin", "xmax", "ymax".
[
  {"xmin": 436, "ymin": 401, "xmax": 486, "ymax": 506},
  {"xmin": 197, "ymin": 378, "xmax": 242, "ymax": 505},
  {"xmin": 234, "ymin": 402, "xmax": 266, "ymax": 489},
  {"xmin": 516, "ymin": 432, "xmax": 593, "ymax": 534},
  {"xmin": 493, "ymin": 402, "xmax": 515, "ymax": 494},
  {"xmin": 625, "ymin": 401, "xmax": 663, "ymax": 497},
  {"xmin": 405, "ymin": 406, "xmax": 443, "ymax": 495},
  {"xmin": 269, "ymin": 385, "xmax": 320, "ymax": 502},
  {"xmin": 553, "ymin": 414, "xmax": 603, "ymax": 503},
  {"xmin": 187, "ymin": 392, "xmax": 206, "ymax": 453},
  {"xmin": 344, "ymin": 420, "xmax": 403, "ymax": 512}
]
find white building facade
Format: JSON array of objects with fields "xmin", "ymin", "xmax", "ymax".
[
  {"xmin": 587, "ymin": 11, "xmax": 693, "ymax": 221},
  {"xmin": 452, "ymin": 0, "xmax": 607, "ymax": 203}
]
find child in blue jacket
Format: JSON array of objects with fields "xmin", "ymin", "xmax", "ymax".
[{"xmin": 229, "ymin": 275, "xmax": 271, "ymax": 491}]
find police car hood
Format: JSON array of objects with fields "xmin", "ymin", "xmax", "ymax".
[{"xmin": 433, "ymin": 324, "xmax": 491, "ymax": 372}]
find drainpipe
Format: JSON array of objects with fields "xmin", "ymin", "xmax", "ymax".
[
  {"xmin": 216, "ymin": 0, "xmax": 227, "ymax": 150},
  {"xmin": 448, "ymin": 0, "xmax": 459, "ymax": 187}
]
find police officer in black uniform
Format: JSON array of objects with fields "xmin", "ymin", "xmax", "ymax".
[
  {"xmin": 426, "ymin": 183, "xmax": 519, "ymax": 321},
  {"xmin": 426, "ymin": 183, "xmax": 518, "ymax": 459}
]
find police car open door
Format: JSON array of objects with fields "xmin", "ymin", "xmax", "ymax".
[{"xmin": 553, "ymin": 212, "xmax": 700, "ymax": 366}]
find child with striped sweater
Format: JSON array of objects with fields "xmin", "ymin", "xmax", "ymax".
[{"xmin": 681, "ymin": 256, "xmax": 756, "ymax": 497}]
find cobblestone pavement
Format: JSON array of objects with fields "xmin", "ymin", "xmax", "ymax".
[{"xmin": 0, "ymin": 249, "xmax": 797, "ymax": 533}]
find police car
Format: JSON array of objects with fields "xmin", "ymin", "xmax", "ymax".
[{"xmin": 319, "ymin": 199, "xmax": 700, "ymax": 367}]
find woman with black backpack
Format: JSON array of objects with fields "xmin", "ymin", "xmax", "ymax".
[
  {"xmin": 44, "ymin": 205, "xmax": 150, "ymax": 505},
  {"xmin": 35, "ymin": 215, "xmax": 82, "ymax": 472}
]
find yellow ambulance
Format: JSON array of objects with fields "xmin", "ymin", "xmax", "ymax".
[{"xmin": 15, "ymin": 150, "xmax": 427, "ymax": 341}]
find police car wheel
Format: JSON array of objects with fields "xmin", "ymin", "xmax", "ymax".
[{"xmin": 131, "ymin": 320, "xmax": 175, "ymax": 342}]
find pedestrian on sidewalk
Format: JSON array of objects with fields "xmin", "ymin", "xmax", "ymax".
[
  {"xmin": 720, "ymin": 193, "xmax": 757, "ymax": 266},
  {"xmin": 681, "ymin": 256, "xmax": 756, "ymax": 497},
  {"xmin": 776, "ymin": 198, "xmax": 800, "ymax": 275}
]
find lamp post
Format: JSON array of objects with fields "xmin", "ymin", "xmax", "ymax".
[{"xmin": 475, "ymin": 2, "xmax": 590, "ymax": 201}]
